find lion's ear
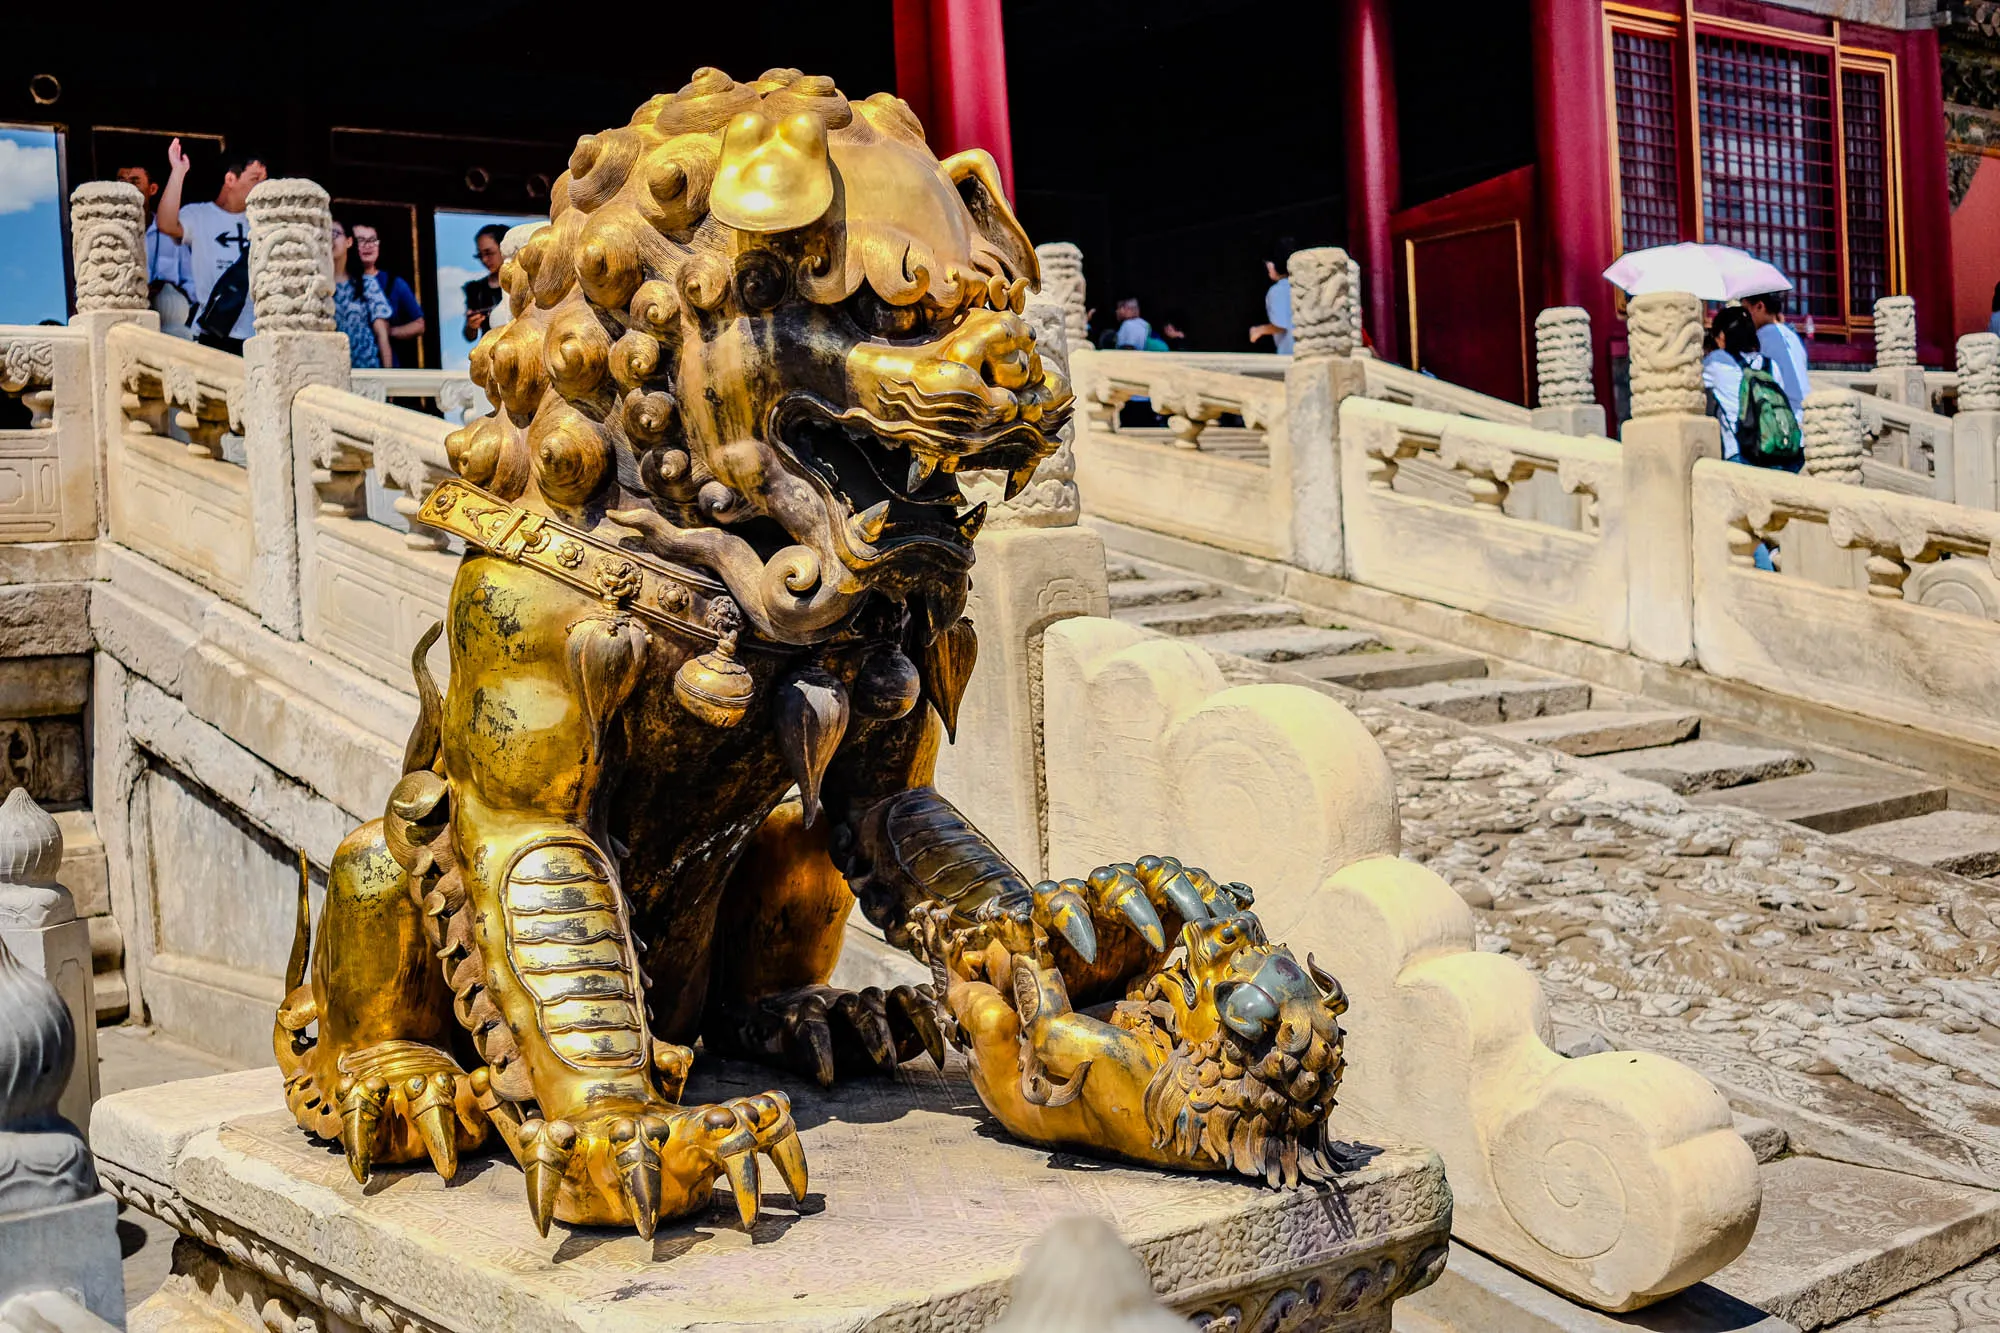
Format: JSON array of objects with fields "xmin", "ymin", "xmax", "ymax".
[
  {"xmin": 712, "ymin": 111, "xmax": 834, "ymax": 233},
  {"xmin": 940, "ymin": 149, "xmax": 1038, "ymax": 287}
]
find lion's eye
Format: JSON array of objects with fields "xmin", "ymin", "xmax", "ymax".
[{"xmin": 848, "ymin": 287, "xmax": 927, "ymax": 340}]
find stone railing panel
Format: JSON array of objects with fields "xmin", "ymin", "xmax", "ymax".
[
  {"xmin": 1039, "ymin": 617, "xmax": 1760, "ymax": 1312},
  {"xmin": 1362, "ymin": 357, "xmax": 1532, "ymax": 426},
  {"xmin": 0, "ymin": 327, "xmax": 95, "ymax": 542},
  {"xmin": 292, "ymin": 384, "xmax": 459, "ymax": 686},
  {"xmin": 1342, "ymin": 397, "xmax": 1629, "ymax": 648},
  {"xmin": 103, "ymin": 325, "xmax": 254, "ymax": 607},
  {"xmin": 351, "ymin": 368, "xmax": 485, "ymax": 420},
  {"xmin": 1693, "ymin": 458, "xmax": 2000, "ymax": 748},
  {"xmin": 1072, "ymin": 347, "xmax": 1295, "ymax": 560}
]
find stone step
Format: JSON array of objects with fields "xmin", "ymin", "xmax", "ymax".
[
  {"xmin": 1299, "ymin": 651, "xmax": 1490, "ymax": 692},
  {"xmin": 94, "ymin": 969, "xmax": 129, "ymax": 1025},
  {"xmin": 1118, "ymin": 599, "xmax": 1303, "ymax": 637},
  {"xmin": 54, "ymin": 808, "xmax": 108, "ymax": 920},
  {"xmin": 1824, "ymin": 1250, "xmax": 2000, "ymax": 1331},
  {"xmin": 1105, "ymin": 576, "xmax": 1212, "ymax": 610},
  {"xmin": 1372, "ymin": 677, "xmax": 1592, "ymax": 726},
  {"xmin": 1690, "ymin": 772, "xmax": 1950, "ymax": 835},
  {"xmin": 1734, "ymin": 1112, "xmax": 1789, "ymax": 1165},
  {"xmin": 1105, "ymin": 557, "xmax": 1143, "ymax": 582},
  {"xmin": 1599, "ymin": 740, "xmax": 1812, "ymax": 795},
  {"xmin": 1484, "ymin": 708, "xmax": 1701, "ymax": 757},
  {"xmin": 1187, "ymin": 623, "xmax": 1381, "ymax": 663},
  {"xmin": 1707, "ymin": 1157, "xmax": 2000, "ymax": 1329},
  {"xmin": 1835, "ymin": 809, "xmax": 2000, "ymax": 878}
]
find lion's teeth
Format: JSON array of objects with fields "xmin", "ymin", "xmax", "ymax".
[
  {"xmin": 957, "ymin": 502, "xmax": 987, "ymax": 542},
  {"xmin": 906, "ymin": 455, "xmax": 937, "ymax": 492},
  {"xmin": 853, "ymin": 501, "xmax": 890, "ymax": 544},
  {"xmin": 1004, "ymin": 464, "xmax": 1037, "ymax": 500}
]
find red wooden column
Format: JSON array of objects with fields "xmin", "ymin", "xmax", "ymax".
[
  {"xmin": 1530, "ymin": 0, "xmax": 1619, "ymax": 406},
  {"xmin": 1341, "ymin": 0, "xmax": 1401, "ymax": 363},
  {"xmin": 894, "ymin": 0, "xmax": 1017, "ymax": 200}
]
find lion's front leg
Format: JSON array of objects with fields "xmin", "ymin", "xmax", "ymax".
[{"xmin": 433, "ymin": 556, "xmax": 806, "ymax": 1239}]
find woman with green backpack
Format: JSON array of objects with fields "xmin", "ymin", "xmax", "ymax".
[{"xmin": 1702, "ymin": 305, "xmax": 1804, "ymax": 472}]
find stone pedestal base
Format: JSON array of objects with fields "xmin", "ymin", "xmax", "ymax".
[
  {"xmin": 0, "ymin": 1193, "xmax": 124, "ymax": 1326},
  {"xmin": 96, "ymin": 1061, "xmax": 1449, "ymax": 1333}
]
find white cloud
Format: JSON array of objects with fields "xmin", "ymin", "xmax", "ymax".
[{"xmin": 0, "ymin": 139, "xmax": 58, "ymax": 217}]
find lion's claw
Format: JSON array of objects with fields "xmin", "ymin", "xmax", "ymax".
[
  {"xmin": 514, "ymin": 1090, "xmax": 805, "ymax": 1238},
  {"xmin": 716, "ymin": 983, "xmax": 945, "ymax": 1086},
  {"xmin": 331, "ymin": 1042, "xmax": 488, "ymax": 1185}
]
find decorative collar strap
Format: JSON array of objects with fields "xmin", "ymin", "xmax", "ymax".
[{"xmin": 418, "ymin": 480, "xmax": 760, "ymax": 649}]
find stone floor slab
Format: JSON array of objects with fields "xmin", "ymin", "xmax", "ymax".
[
  {"xmin": 1835, "ymin": 810, "xmax": 2000, "ymax": 878},
  {"xmin": 1706, "ymin": 1158, "xmax": 2000, "ymax": 1329},
  {"xmin": 1690, "ymin": 774, "xmax": 1948, "ymax": 836},
  {"xmin": 1734, "ymin": 1114, "xmax": 1790, "ymax": 1165},
  {"xmin": 1486, "ymin": 709, "xmax": 1702, "ymax": 757},
  {"xmin": 1599, "ymin": 740, "xmax": 1812, "ymax": 795},
  {"xmin": 1397, "ymin": 1242, "xmax": 1795, "ymax": 1333},
  {"xmin": 1373, "ymin": 678, "xmax": 1593, "ymax": 725},
  {"xmin": 101, "ymin": 1062, "xmax": 1451, "ymax": 1333}
]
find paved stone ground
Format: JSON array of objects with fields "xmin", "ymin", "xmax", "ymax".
[{"xmin": 98, "ymin": 1025, "xmax": 240, "ymax": 1311}]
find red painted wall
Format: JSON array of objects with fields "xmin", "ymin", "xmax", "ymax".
[
  {"xmin": 1954, "ymin": 157, "xmax": 2000, "ymax": 340},
  {"xmin": 1894, "ymin": 23, "xmax": 1956, "ymax": 365},
  {"xmin": 894, "ymin": 0, "xmax": 1016, "ymax": 198}
]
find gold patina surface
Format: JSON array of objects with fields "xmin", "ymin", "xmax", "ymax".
[{"xmin": 274, "ymin": 67, "xmax": 1349, "ymax": 1239}]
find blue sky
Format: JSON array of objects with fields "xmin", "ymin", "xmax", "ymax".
[
  {"xmin": 0, "ymin": 126, "xmax": 66, "ymax": 326},
  {"xmin": 433, "ymin": 208, "xmax": 541, "ymax": 372}
]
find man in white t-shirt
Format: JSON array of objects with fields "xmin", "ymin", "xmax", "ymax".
[
  {"xmin": 157, "ymin": 139, "xmax": 268, "ymax": 353},
  {"xmin": 1743, "ymin": 290, "xmax": 1811, "ymax": 413}
]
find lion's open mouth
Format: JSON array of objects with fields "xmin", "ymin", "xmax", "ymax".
[{"xmin": 771, "ymin": 394, "xmax": 1056, "ymax": 559}]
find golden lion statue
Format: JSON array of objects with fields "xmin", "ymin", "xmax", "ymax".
[{"xmin": 273, "ymin": 67, "xmax": 1349, "ymax": 1239}]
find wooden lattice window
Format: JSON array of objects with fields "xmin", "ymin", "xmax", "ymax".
[
  {"xmin": 1613, "ymin": 29, "xmax": 1683, "ymax": 252},
  {"xmin": 1842, "ymin": 66, "xmax": 1893, "ymax": 314},
  {"xmin": 1695, "ymin": 33, "xmax": 1841, "ymax": 319}
]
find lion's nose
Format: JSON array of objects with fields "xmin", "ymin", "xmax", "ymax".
[{"xmin": 944, "ymin": 309, "xmax": 1038, "ymax": 394}]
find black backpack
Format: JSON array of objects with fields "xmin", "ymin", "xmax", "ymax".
[{"xmin": 197, "ymin": 252, "xmax": 251, "ymax": 339}]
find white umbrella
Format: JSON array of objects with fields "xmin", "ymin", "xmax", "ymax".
[{"xmin": 1603, "ymin": 243, "xmax": 1793, "ymax": 301}]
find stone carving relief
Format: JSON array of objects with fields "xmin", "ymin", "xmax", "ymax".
[
  {"xmin": 1960, "ymin": 332, "xmax": 2000, "ymax": 412},
  {"xmin": 1534, "ymin": 307, "xmax": 1594, "ymax": 407},
  {"xmin": 1874, "ymin": 295, "xmax": 1919, "ymax": 368},
  {"xmin": 1906, "ymin": 558, "xmax": 2000, "ymax": 621},
  {"xmin": 1625, "ymin": 292, "xmax": 1706, "ymax": 418},
  {"xmin": 67, "ymin": 182, "xmax": 148, "ymax": 313},
  {"xmin": 1347, "ymin": 253, "xmax": 1365, "ymax": 354},
  {"xmin": 1291, "ymin": 247, "xmax": 1355, "ymax": 360},
  {"xmin": 245, "ymin": 180, "xmax": 336, "ymax": 334},
  {"xmin": 1033, "ymin": 241, "xmax": 1088, "ymax": 355},
  {"xmin": 1803, "ymin": 390, "xmax": 1868, "ymax": 485}
]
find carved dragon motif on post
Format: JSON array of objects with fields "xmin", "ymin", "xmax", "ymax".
[{"xmin": 273, "ymin": 69, "xmax": 1349, "ymax": 1240}]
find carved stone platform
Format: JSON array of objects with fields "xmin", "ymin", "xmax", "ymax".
[{"xmin": 94, "ymin": 1058, "xmax": 1450, "ymax": 1332}]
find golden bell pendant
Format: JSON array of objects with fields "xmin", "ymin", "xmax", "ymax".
[
  {"xmin": 674, "ymin": 628, "xmax": 753, "ymax": 727},
  {"xmin": 851, "ymin": 644, "xmax": 921, "ymax": 720}
]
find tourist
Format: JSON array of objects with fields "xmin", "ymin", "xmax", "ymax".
[
  {"xmin": 1702, "ymin": 307, "xmax": 1759, "ymax": 458},
  {"xmin": 1249, "ymin": 243, "xmax": 1294, "ymax": 353},
  {"xmin": 1742, "ymin": 290, "xmax": 1810, "ymax": 413},
  {"xmin": 157, "ymin": 139, "xmax": 267, "ymax": 354},
  {"xmin": 113, "ymin": 161, "xmax": 195, "ymax": 338},
  {"xmin": 352, "ymin": 224, "xmax": 426, "ymax": 367},
  {"xmin": 330, "ymin": 220, "xmax": 393, "ymax": 370},
  {"xmin": 461, "ymin": 224, "xmax": 510, "ymax": 342},
  {"xmin": 1109, "ymin": 297, "xmax": 1152, "ymax": 350}
]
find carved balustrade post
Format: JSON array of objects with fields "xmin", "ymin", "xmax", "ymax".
[
  {"xmin": 0, "ymin": 790, "xmax": 123, "ymax": 1323},
  {"xmin": 1531, "ymin": 306, "xmax": 1606, "ymax": 438},
  {"xmin": 243, "ymin": 178, "xmax": 350, "ymax": 641},
  {"xmin": 1283, "ymin": 246, "xmax": 1365, "ymax": 577},
  {"xmin": 1872, "ymin": 295, "xmax": 1928, "ymax": 407},
  {"xmin": 1621, "ymin": 291, "xmax": 1720, "ymax": 665},
  {"xmin": 1802, "ymin": 391, "xmax": 1867, "ymax": 485},
  {"xmin": 68, "ymin": 181, "xmax": 157, "ymax": 538},
  {"xmin": 1952, "ymin": 333, "xmax": 2000, "ymax": 512}
]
